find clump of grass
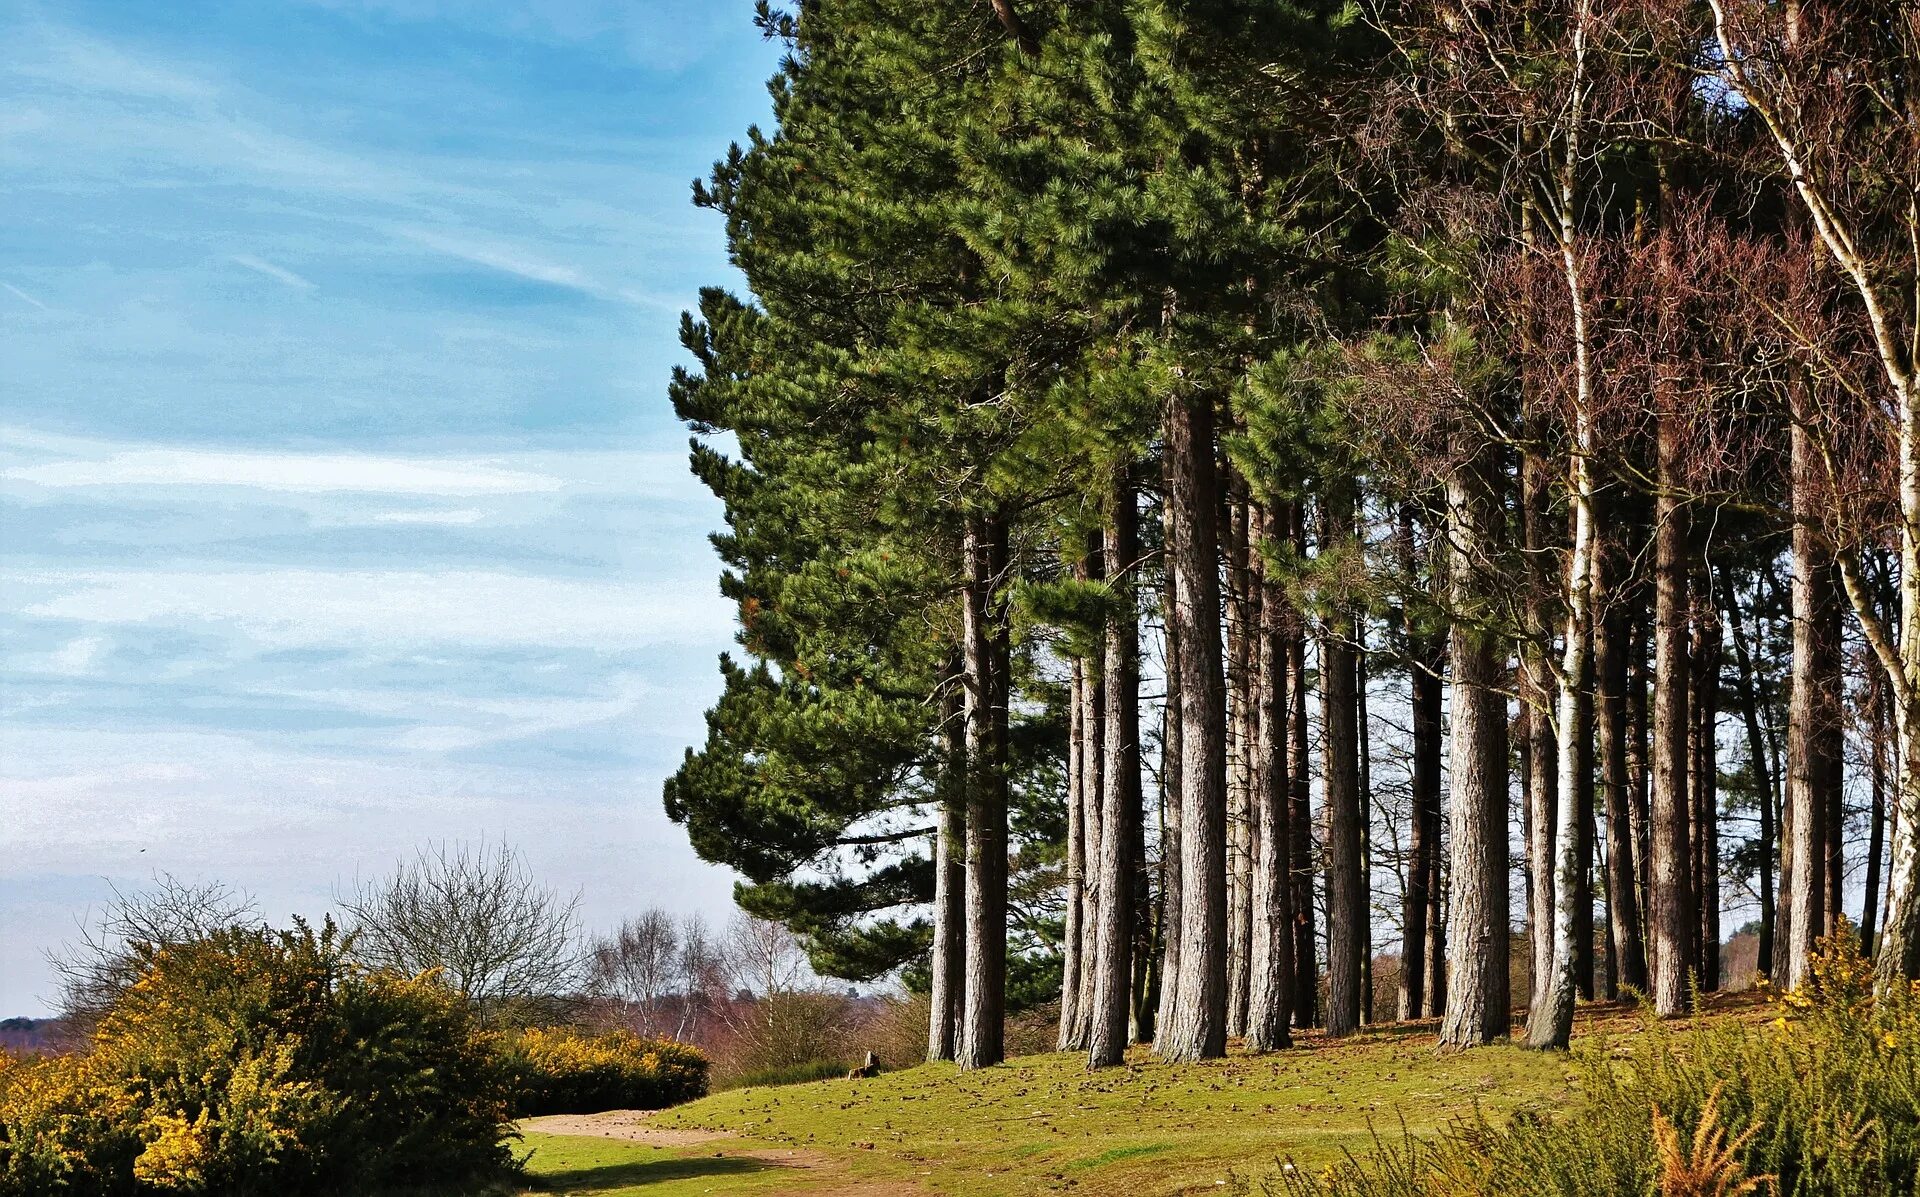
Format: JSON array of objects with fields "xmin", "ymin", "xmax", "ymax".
[{"xmin": 1274, "ymin": 923, "xmax": 1916, "ymax": 1197}]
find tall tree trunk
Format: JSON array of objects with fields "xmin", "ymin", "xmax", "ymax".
[
  {"xmin": 1866, "ymin": 670, "xmax": 1890, "ymax": 954},
  {"xmin": 1521, "ymin": 452, "xmax": 1559, "ymax": 1019},
  {"xmin": 1159, "ymin": 391, "xmax": 1228, "ymax": 1062},
  {"xmin": 928, "ymin": 673, "xmax": 967, "ymax": 1062},
  {"xmin": 1401, "ymin": 509, "xmax": 1443, "ymax": 1021},
  {"xmin": 1090, "ymin": 472, "xmax": 1141, "ymax": 1068},
  {"xmin": 1650, "ymin": 422, "xmax": 1696, "ymax": 1017},
  {"xmin": 1725, "ymin": 572, "xmax": 1777, "ymax": 979},
  {"xmin": 1246, "ymin": 501, "xmax": 1295, "ymax": 1051},
  {"xmin": 959, "ymin": 516, "xmax": 1009, "ymax": 1069},
  {"xmin": 1358, "ymin": 641, "xmax": 1374, "ymax": 1024},
  {"xmin": 1691, "ymin": 580, "xmax": 1722, "ymax": 992},
  {"xmin": 1322, "ymin": 479, "xmax": 1364, "ymax": 1038},
  {"xmin": 1059, "ymin": 661, "xmax": 1087, "ymax": 1051},
  {"xmin": 1439, "ymin": 436, "xmax": 1511, "ymax": 1048},
  {"xmin": 1629, "ymin": 608, "xmax": 1653, "ymax": 945},
  {"xmin": 1226, "ymin": 493, "xmax": 1256, "ymax": 1039},
  {"xmin": 1785, "ymin": 423, "xmax": 1842, "ymax": 988},
  {"xmin": 1597, "ymin": 525, "xmax": 1648, "ymax": 996},
  {"xmin": 1154, "ymin": 500, "xmax": 1184, "ymax": 1049},
  {"xmin": 1287, "ymin": 504, "xmax": 1318, "ymax": 1028},
  {"xmin": 1073, "ymin": 543, "xmax": 1106, "ymax": 1048}
]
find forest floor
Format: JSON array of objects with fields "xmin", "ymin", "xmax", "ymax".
[{"xmin": 516, "ymin": 994, "xmax": 1765, "ymax": 1197}]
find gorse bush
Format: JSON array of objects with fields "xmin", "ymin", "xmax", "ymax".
[
  {"xmin": 0, "ymin": 920, "xmax": 514, "ymax": 1197},
  {"xmin": 1274, "ymin": 925, "xmax": 1919, "ymax": 1197},
  {"xmin": 502, "ymin": 1027, "xmax": 708, "ymax": 1116}
]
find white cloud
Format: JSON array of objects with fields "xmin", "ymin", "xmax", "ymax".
[
  {"xmin": 365, "ymin": 507, "xmax": 491, "ymax": 525},
  {"xmin": 3, "ymin": 440, "xmax": 564, "ymax": 496},
  {"xmin": 397, "ymin": 225, "xmax": 604, "ymax": 295},
  {"xmin": 17, "ymin": 567, "xmax": 728, "ymax": 651},
  {"xmin": 229, "ymin": 254, "xmax": 315, "ymax": 290}
]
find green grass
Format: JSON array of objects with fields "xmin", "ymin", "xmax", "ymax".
[
  {"xmin": 642, "ymin": 1020, "xmax": 1579, "ymax": 1195},
  {"xmin": 517, "ymin": 1133, "xmax": 800, "ymax": 1196}
]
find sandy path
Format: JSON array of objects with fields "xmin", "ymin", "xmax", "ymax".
[{"xmin": 519, "ymin": 1110, "xmax": 926, "ymax": 1196}]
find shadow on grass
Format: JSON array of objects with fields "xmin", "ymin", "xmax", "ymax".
[{"xmin": 533, "ymin": 1155, "xmax": 773, "ymax": 1192}]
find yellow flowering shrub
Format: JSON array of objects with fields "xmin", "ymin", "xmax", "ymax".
[
  {"xmin": 0, "ymin": 920, "xmax": 514, "ymax": 1197},
  {"xmin": 501, "ymin": 1027, "xmax": 709, "ymax": 1115}
]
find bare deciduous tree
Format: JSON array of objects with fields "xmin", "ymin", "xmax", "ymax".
[
  {"xmin": 341, "ymin": 841, "xmax": 582, "ymax": 1026},
  {"xmin": 48, "ymin": 874, "xmax": 261, "ymax": 1025}
]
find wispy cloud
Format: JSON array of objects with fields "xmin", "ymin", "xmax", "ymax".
[
  {"xmin": 0, "ymin": 282, "xmax": 48, "ymax": 311},
  {"xmin": 397, "ymin": 226, "xmax": 607, "ymax": 297},
  {"xmin": 2, "ymin": 434, "xmax": 564, "ymax": 496},
  {"xmin": 18, "ymin": 567, "xmax": 728, "ymax": 651},
  {"xmin": 229, "ymin": 254, "xmax": 315, "ymax": 290}
]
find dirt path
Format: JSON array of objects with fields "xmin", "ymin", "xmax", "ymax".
[{"xmin": 520, "ymin": 1110, "xmax": 926, "ymax": 1196}]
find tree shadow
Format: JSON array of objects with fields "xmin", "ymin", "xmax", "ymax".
[{"xmin": 534, "ymin": 1154, "xmax": 773, "ymax": 1192}]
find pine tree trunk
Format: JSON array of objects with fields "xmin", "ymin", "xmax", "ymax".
[
  {"xmin": 1439, "ymin": 436, "xmax": 1511, "ymax": 1048},
  {"xmin": 1226, "ymin": 494, "xmax": 1255, "ymax": 1039},
  {"xmin": 1073, "ymin": 544, "xmax": 1105, "ymax": 1048},
  {"xmin": 1059, "ymin": 661, "xmax": 1086, "ymax": 1051},
  {"xmin": 1287, "ymin": 504, "xmax": 1318, "ymax": 1029},
  {"xmin": 1691, "ymin": 582, "xmax": 1722, "ymax": 991},
  {"xmin": 1159, "ymin": 390, "xmax": 1228, "ymax": 1062},
  {"xmin": 1246, "ymin": 501, "xmax": 1295, "ymax": 1051},
  {"xmin": 928, "ymin": 674, "xmax": 967, "ymax": 1062},
  {"xmin": 1090, "ymin": 472, "xmax": 1141, "ymax": 1068},
  {"xmin": 1650, "ymin": 424, "xmax": 1696, "ymax": 1017},
  {"xmin": 1628, "ymin": 609, "xmax": 1653, "ymax": 944},
  {"xmin": 1785, "ymin": 422, "xmax": 1842, "ymax": 988},
  {"xmin": 1401, "ymin": 505, "xmax": 1443, "ymax": 1019},
  {"xmin": 1322, "ymin": 480, "xmax": 1363, "ymax": 1038},
  {"xmin": 959, "ymin": 516, "xmax": 1009, "ymax": 1069},
  {"xmin": 1153, "ymin": 508, "xmax": 1184, "ymax": 1050},
  {"xmin": 1597, "ymin": 527, "xmax": 1648, "ymax": 996},
  {"xmin": 1358, "ymin": 642, "xmax": 1374, "ymax": 1024},
  {"xmin": 1725, "ymin": 573, "xmax": 1777, "ymax": 978}
]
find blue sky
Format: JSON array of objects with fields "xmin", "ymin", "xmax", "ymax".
[{"xmin": 0, "ymin": 0, "xmax": 783, "ymax": 1015}]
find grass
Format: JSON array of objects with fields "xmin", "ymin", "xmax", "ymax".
[
  {"xmin": 517, "ymin": 1133, "xmax": 799, "ymax": 1196},
  {"xmin": 651, "ymin": 1020, "xmax": 1576, "ymax": 1195},
  {"xmin": 516, "ymin": 1001, "xmax": 1767, "ymax": 1196}
]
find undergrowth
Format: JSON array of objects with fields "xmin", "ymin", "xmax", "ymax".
[{"xmin": 1269, "ymin": 925, "xmax": 1918, "ymax": 1197}]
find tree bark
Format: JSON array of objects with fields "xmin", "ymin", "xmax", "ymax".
[
  {"xmin": 1725, "ymin": 572, "xmax": 1777, "ymax": 979},
  {"xmin": 928, "ymin": 672, "xmax": 967, "ymax": 1062},
  {"xmin": 1691, "ymin": 579, "xmax": 1722, "ymax": 992},
  {"xmin": 1866, "ymin": 670, "xmax": 1890, "ymax": 953},
  {"xmin": 1090, "ymin": 472, "xmax": 1141, "ymax": 1068},
  {"xmin": 1288, "ymin": 504, "xmax": 1318, "ymax": 1028},
  {"xmin": 1439, "ymin": 436, "xmax": 1511, "ymax": 1048},
  {"xmin": 1158, "ymin": 390, "xmax": 1228, "ymax": 1062},
  {"xmin": 1785, "ymin": 422, "xmax": 1842, "ymax": 988},
  {"xmin": 1401, "ymin": 510, "xmax": 1444, "ymax": 1020},
  {"xmin": 958, "ymin": 516, "xmax": 1009, "ymax": 1069},
  {"xmin": 1246, "ymin": 501, "xmax": 1295, "ymax": 1051},
  {"xmin": 1597, "ymin": 526, "xmax": 1648, "ymax": 996},
  {"xmin": 1521, "ymin": 452, "xmax": 1559, "ymax": 1019},
  {"xmin": 1322, "ymin": 479, "xmax": 1363, "ymax": 1038},
  {"xmin": 1072, "ymin": 543, "xmax": 1105, "ymax": 1048},
  {"xmin": 1059, "ymin": 660, "xmax": 1086, "ymax": 1051},
  {"xmin": 1153, "ymin": 535, "xmax": 1184, "ymax": 1048},
  {"xmin": 1226, "ymin": 493, "xmax": 1255, "ymax": 1038},
  {"xmin": 1650, "ymin": 423, "xmax": 1696, "ymax": 1017}
]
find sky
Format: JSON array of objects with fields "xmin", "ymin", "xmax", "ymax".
[{"xmin": 0, "ymin": 0, "xmax": 785, "ymax": 1016}]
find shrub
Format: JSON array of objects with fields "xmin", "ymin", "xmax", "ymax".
[
  {"xmin": 502, "ymin": 1028, "xmax": 708, "ymax": 1116},
  {"xmin": 1273, "ymin": 923, "xmax": 1920, "ymax": 1197},
  {"xmin": 0, "ymin": 920, "xmax": 514, "ymax": 1197},
  {"xmin": 718, "ymin": 1059, "xmax": 850, "ymax": 1091}
]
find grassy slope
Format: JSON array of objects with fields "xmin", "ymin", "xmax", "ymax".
[{"xmin": 520, "ymin": 1018, "xmax": 1587, "ymax": 1196}]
